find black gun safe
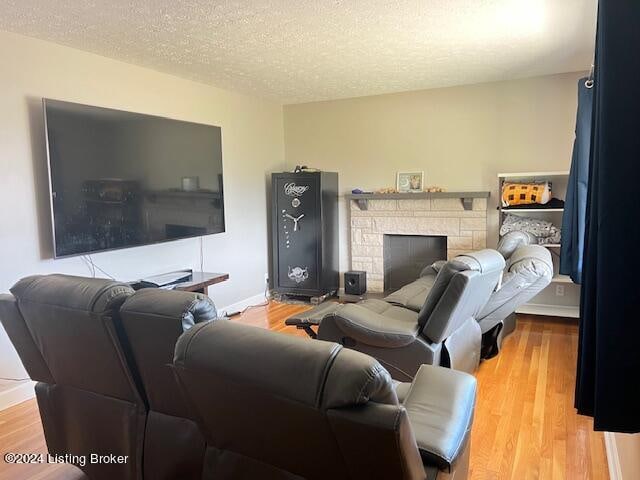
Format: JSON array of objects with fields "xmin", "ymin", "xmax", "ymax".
[{"xmin": 271, "ymin": 171, "xmax": 338, "ymax": 301}]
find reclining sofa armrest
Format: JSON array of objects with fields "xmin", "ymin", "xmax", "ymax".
[
  {"xmin": 325, "ymin": 304, "xmax": 419, "ymax": 348},
  {"xmin": 402, "ymin": 365, "xmax": 477, "ymax": 472},
  {"xmin": 420, "ymin": 260, "xmax": 447, "ymax": 278}
]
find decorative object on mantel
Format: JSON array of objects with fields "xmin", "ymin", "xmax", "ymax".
[
  {"xmin": 424, "ymin": 186, "xmax": 445, "ymax": 193},
  {"xmin": 346, "ymin": 191, "xmax": 489, "ymax": 211},
  {"xmin": 376, "ymin": 187, "xmax": 398, "ymax": 194},
  {"xmin": 351, "ymin": 188, "xmax": 373, "ymax": 194},
  {"xmin": 396, "ymin": 171, "xmax": 424, "ymax": 193}
]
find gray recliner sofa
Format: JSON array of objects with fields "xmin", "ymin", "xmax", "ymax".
[
  {"xmin": 314, "ymin": 250, "xmax": 506, "ymax": 379},
  {"xmin": 383, "ymin": 232, "xmax": 553, "ymax": 359}
]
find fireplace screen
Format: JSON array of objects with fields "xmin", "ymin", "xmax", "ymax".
[{"xmin": 383, "ymin": 235, "xmax": 447, "ymax": 293}]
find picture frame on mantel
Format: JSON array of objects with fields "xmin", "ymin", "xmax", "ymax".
[{"xmin": 397, "ymin": 171, "xmax": 424, "ymax": 193}]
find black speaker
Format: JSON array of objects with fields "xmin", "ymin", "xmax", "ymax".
[{"xmin": 344, "ymin": 270, "xmax": 367, "ymax": 295}]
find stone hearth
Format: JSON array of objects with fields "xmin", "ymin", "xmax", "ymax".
[{"xmin": 350, "ymin": 196, "xmax": 488, "ymax": 292}]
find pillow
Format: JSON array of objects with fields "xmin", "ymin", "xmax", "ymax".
[{"xmin": 501, "ymin": 181, "xmax": 552, "ymax": 206}]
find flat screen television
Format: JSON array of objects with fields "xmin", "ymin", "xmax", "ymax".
[{"xmin": 44, "ymin": 99, "xmax": 225, "ymax": 258}]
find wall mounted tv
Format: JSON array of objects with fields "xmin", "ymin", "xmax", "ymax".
[{"xmin": 44, "ymin": 99, "xmax": 225, "ymax": 258}]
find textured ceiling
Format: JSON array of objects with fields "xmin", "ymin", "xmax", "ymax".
[{"xmin": 0, "ymin": 0, "xmax": 597, "ymax": 104}]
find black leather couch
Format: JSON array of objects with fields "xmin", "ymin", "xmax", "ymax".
[{"xmin": 1, "ymin": 274, "xmax": 478, "ymax": 479}]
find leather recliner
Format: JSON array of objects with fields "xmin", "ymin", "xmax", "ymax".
[
  {"xmin": 476, "ymin": 233, "xmax": 553, "ymax": 356},
  {"xmin": 119, "ymin": 288, "xmax": 218, "ymax": 480},
  {"xmin": 0, "ymin": 274, "xmax": 217, "ymax": 480},
  {"xmin": 384, "ymin": 233, "xmax": 553, "ymax": 359},
  {"xmin": 172, "ymin": 320, "xmax": 478, "ymax": 480},
  {"xmin": 0, "ymin": 275, "xmax": 145, "ymax": 480},
  {"xmin": 316, "ymin": 249, "xmax": 505, "ymax": 380}
]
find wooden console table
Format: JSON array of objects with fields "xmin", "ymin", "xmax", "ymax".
[{"xmin": 175, "ymin": 272, "xmax": 229, "ymax": 295}]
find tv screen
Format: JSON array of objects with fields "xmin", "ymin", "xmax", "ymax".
[{"xmin": 44, "ymin": 99, "xmax": 225, "ymax": 258}]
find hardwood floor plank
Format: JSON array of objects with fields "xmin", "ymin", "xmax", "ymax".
[{"xmin": 0, "ymin": 304, "xmax": 608, "ymax": 479}]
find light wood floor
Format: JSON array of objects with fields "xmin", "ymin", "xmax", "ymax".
[{"xmin": 0, "ymin": 302, "xmax": 608, "ymax": 480}]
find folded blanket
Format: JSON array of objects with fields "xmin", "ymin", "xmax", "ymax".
[{"xmin": 500, "ymin": 214, "xmax": 561, "ymax": 245}]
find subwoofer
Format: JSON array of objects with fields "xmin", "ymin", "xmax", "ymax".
[{"xmin": 344, "ymin": 271, "xmax": 367, "ymax": 295}]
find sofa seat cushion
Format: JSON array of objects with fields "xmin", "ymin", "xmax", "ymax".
[
  {"xmin": 329, "ymin": 300, "xmax": 420, "ymax": 348},
  {"xmin": 402, "ymin": 365, "xmax": 477, "ymax": 471},
  {"xmin": 383, "ymin": 276, "xmax": 436, "ymax": 312}
]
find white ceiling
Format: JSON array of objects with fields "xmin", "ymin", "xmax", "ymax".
[{"xmin": 0, "ymin": 0, "xmax": 597, "ymax": 104}]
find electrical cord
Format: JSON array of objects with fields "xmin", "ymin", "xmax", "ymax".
[
  {"xmin": 81, "ymin": 255, "xmax": 95, "ymax": 277},
  {"xmin": 81, "ymin": 255, "xmax": 115, "ymax": 279},
  {"xmin": 0, "ymin": 376, "xmax": 30, "ymax": 382}
]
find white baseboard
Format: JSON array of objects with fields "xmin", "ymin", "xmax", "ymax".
[
  {"xmin": 0, "ymin": 381, "xmax": 35, "ymax": 411},
  {"xmin": 219, "ymin": 292, "xmax": 268, "ymax": 317},
  {"xmin": 605, "ymin": 432, "xmax": 622, "ymax": 480}
]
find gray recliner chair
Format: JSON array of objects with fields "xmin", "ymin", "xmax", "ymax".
[
  {"xmin": 316, "ymin": 249, "xmax": 505, "ymax": 379},
  {"xmin": 477, "ymin": 232, "xmax": 553, "ymax": 356},
  {"xmin": 173, "ymin": 320, "xmax": 478, "ymax": 479},
  {"xmin": 384, "ymin": 232, "xmax": 553, "ymax": 359}
]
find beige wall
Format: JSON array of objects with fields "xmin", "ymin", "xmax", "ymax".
[
  {"xmin": 0, "ymin": 30, "xmax": 285, "ymax": 405},
  {"xmin": 284, "ymin": 72, "xmax": 584, "ymax": 273}
]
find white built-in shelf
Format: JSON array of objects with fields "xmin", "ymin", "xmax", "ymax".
[
  {"xmin": 498, "ymin": 170, "xmax": 579, "ymax": 319},
  {"xmin": 502, "ymin": 208, "xmax": 564, "ymax": 213},
  {"xmin": 516, "ymin": 303, "xmax": 580, "ymax": 319},
  {"xmin": 552, "ymin": 274, "xmax": 573, "ymax": 284},
  {"xmin": 498, "ymin": 171, "xmax": 570, "ymax": 179}
]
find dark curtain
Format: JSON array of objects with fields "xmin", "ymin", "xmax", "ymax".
[
  {"xmin": 575, "ymin": 0, "xmax": 640, "ymax": 433},
  {"xmin": 560, "ymin": 79, "xmax": 593, "ymax": 284}
]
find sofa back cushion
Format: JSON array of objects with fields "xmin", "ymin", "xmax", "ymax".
[
  {"xmin": 419, "ymin": 250, "xmax": 505, "ymax": 343},
  {"xmin": 119, "ymin": 288, "xmax": 217, "ymax": 417},
  {"xmin": 172, "ymin": 321, "xmax": 424, "ymax": 479},
  {"xmin": 10, "ymin": 274, "xmax": 138, "ymax": 401}
]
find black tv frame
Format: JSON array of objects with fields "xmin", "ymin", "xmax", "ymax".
[{"xmin": 43, "ymin": 98, "xmax": 226, "ymax": 258}]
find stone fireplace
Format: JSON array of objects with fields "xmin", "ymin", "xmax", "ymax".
[{"xmin": 349, "ymin": 194, "xmax": 488, "ymax": 292}]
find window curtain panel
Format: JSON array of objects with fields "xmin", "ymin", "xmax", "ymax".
[
  {"xmin": 575, "ymin": 0, "xmax": 640, "ymax": 433},
  {"xmin": 560, "ymin": 79, "xmax": 592, "ymax": 284}
]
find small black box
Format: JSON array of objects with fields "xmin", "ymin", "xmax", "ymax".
[{"xmin": 344, "ymin": 270, "xmax": 367, "ymax": 295}]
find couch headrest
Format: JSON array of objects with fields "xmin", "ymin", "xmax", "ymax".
[
  {"xmin": 121, "ymin": 288, "xmax": 218, "ymax": 332},
  {"xmin": 11, "ymin": 274, "xmax": 133, "ymax": 314},
  {"xmin": 454, "ymin": 249, "xmax": 506, "ymax": 274},
  {"xmin": 496, "ymin": 231, "xmax": 537, "ymax": 259},
  {"xmin": 173, "ymin": 321, "xmax": 397, "ymax": 410}
]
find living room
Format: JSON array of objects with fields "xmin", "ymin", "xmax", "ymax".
[{"xmin": 1, "ymin": 1, "xmax": 638, "ymax": 479}]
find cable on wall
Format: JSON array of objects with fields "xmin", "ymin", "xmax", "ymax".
[
  {"xmin": 81, "ymin": 255, "xmax": 115, "ymax": 279},
  {"xmin": 199, "ymin": 236, "xmax": 204, "ymax": 273}
]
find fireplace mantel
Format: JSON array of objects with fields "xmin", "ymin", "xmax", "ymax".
[{"xmin": 346, "ymin": 191, "xmax": 490, "ymax": 211}]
